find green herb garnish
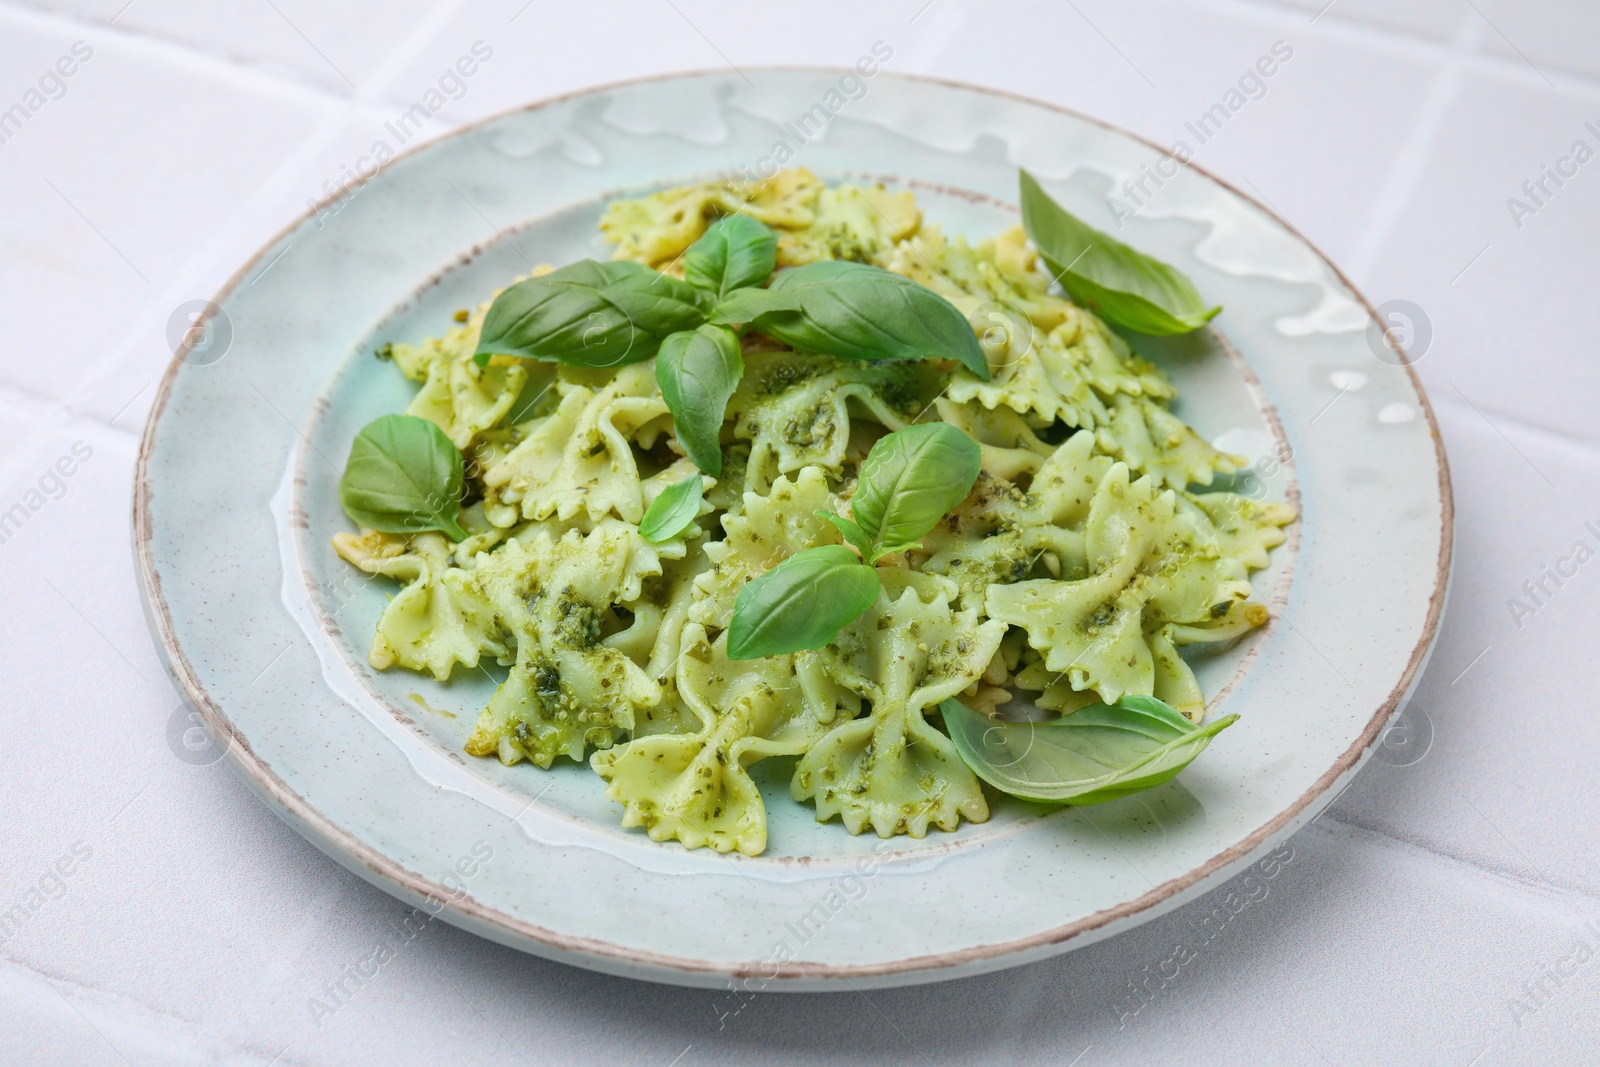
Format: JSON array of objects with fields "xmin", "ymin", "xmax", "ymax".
[
  {"xmin": 339, "ymin": 414, "xmax": 468, "ymax": 541},
  {"xmin": 754, "ymin": 260, "xmax": 991, "ymax": 380},
  {"xmin": 727, "ymin": 424, "xmax": 981, "ymax": 659},
  {"xmin": 473, "ymin": 259, "xmax": 707, "ymax": 368},
  {"xmin": 942, "ymin": 694, "xmax": 1237, "ymax": 804},
  {"xmin": 683, "ymin": 213, "xmax": 778, "ymax": 299},
  {"xmin": 1019, "ymin": 169, "xmax": 1220, "ymax": 336},
  {"xmin": 655, "ymin": 324, "xmax": 743, "ymax": 476},
  {"xmin": 847, "ymin": 422, "xmax": 981, "ymax": 559},
  {"xmin": 638, "ymin": 473, "xmax": 704, "ymax": 543},
  {"xmin": 706, "ymin": 286, "xmax": 800, "ymax": 326},
  {"xmin": 474, "ymin": 216, "xmax": 994, "ymax": 476},
  {"xmin": 727, "ymin": 544, "xmax": 881, "ymax": 660},
  {"xmin": 475, "ymin": 218, "xmax": 784, "ymax": 474}
]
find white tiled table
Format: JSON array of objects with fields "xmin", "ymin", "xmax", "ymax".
[{"xmin": 2, "ymin": 1, "xmax": 1596, "ymax": 1063}]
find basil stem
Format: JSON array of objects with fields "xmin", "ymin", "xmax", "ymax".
[
  {"xmin": 339, "ymin": 414, "xmax": 468, "ymax": 541},
  {"xmin": 1019, "ymin": 170, "xmax": 1220, "ymax": 336},
  {"xmin": 816, "ymin": 510, "xmax": 874, "ymax": 561}
]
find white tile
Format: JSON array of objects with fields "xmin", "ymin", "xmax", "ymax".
[
  {"xmin": 0, "ymin": 392, "xmax": 51, "ymax": 478},
  {"xmin": 1246, "ymin": 0, "xmax": 1468, "ymax": 42},
  {"xmin": 245, "ymin": 822, "xmax": 1588, "ymax": 1067},
  {"xmin": 0, "ymin": 416, "xmax": 491, "ymax": 1062},
  {"xmin": 1080, "ymin": 823, "xmax": 1598, "ymax": 1066},
  {"xmin": 843, "ymin": 0, "xmax": 1443, "ymax": 268},
  {"xmin": 0, "ymin": 964, "xmax": 131, "ymax": 1067},
  {"xmin": 8, "ymin": 417, "xmax": 1581, "ymax": 1067},
  {"xmin": 1328, "ymin": 403, "xmax": 1600, "ymax": 894},
  {"xmin": 22, "ymin": 806, "xmax": 1584, "ymax": 1066},
  {"xmin": 0, "ymin": 424, "xmax": 169, "ymax": 840},
  {"xmin": 1480, "ymin": 1, "xmax": 1600, "ymax": 83},
  {"xmin": 9, "ymin": 0, "xmax": 443, "ymax": 96},
  {"xmin": 71, "ymin": 0, "xmax": 1443, "ymax": 426},
  {"xmin": 379, "ymin": 0, "xmax": 921, "ymax": 129},
  {"xmin": 1362, "ymin": 68, "xmax": 1600, "ymax": 443},
  {"xmin": 67, "ymin": 112, "xmax": 394, "ymax": 431},
  {"xmin": 0, "ymin": 15, "xmax": 326, "ymax": 407}
]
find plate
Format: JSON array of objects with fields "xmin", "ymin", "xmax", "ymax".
[{"xmin": 134, "ymin": 69, "xmax": 1451, "ymax": 989}]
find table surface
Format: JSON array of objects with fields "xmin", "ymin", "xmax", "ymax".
[{"xmin": 3, "ymin": 0, "xmax": 1598, "ymax": 1063}]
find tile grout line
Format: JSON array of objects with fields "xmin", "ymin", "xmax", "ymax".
[
  {"xmin": 22, "ymin": 299, "xmax": 1600, "ymax": 458},
  {"xmin": 0, "ymin": 395, "xmax": 132, "ymax": 511},
  {"xmin": 1429, "ymin": 391, "xmax": 1600, "ymax": 462},
  {"xmin": 45, "ymin": 0, "xmax": 476, "ymax": 427},
  {"xmin": 1184, "ymin": 0, "xmax": 1600, "ymax": 103},
  {"xmin": 1186, "ymin": 0, "xmax": 1462, "ymax": 57},
  {"xmin": 0, "ymin": 0, "xmax": 508, "ymax": 123},
  {"xmin": 0, "ymin": 0, "xmax": 382, "ymax": 116},
  {"xmin": 0, "ymin": 382, "xmax": 139, "ymax": 502},
  {"xmin": 10, "ymin": 0, "xmax": 1600, "ymax": 118},
  {"xmin": 1338, "ymin": 6, "xmax": 1484, "ymax": 287},
  {"xmin": 0, "ymin": 957, "xmax": 292, "ymax": 1065},
  {"xmin": 1313, "ymin": 813, "xmax": 1600, "ymax": 909}
]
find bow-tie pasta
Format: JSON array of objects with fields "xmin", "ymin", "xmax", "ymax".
[{"xmin": 333, "ymin": 170, "xmax": 1294, "ymax": 854}]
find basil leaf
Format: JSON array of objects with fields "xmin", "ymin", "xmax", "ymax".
[
  {"xmin": 473, "ymin": 260, "xmax": 705, "ymax": 368},
  {"xmin": 656, "ymin": 324, "xmax": 743, "ymax": 476},
  {"xmin": 596, "ymin": 268, "xmax": 711, "ymax": 335},
  {"xmin": 339, "ymin": 414, "xmax": 468, "ymax": 541},
  {"xmin": 851, "ymin": 424, "xmax": 981, "ymax": 551},
  {"xmin": 684, "ymin": 214, "xmax": 777, "ymax": 299},
  {"xmin": 755, "ymin": 261, "xmax": 990, "ymax": 380},
  {"xmin": 816, "ymin": 510, "xmax": 873, "ymax": 560},
  {"xmin": 473, "ymin": 260, "xmax": 647, "ymax": 367},
  {"xmin": 639, "ymin": 473, "xmax": 703, "ymax": 543},
  {"xmin": 707, "ymin": 287, "xmax": 801, "ymax": 326},
  {"xmin": 1019, "ymin": 170, "xmax": 1220, "ymax": 336},
  {"xmin": 727, "ymin": 545, "xmax": 880, "ymax": 660},
  {"xmin": 942, "ymin": 695, "xmax": 1238, "ymax": 804}
]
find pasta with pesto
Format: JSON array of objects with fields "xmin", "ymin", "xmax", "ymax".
[{"xmin": 333, "ymin": 168, "xmax": 1294, "ymax": 857}]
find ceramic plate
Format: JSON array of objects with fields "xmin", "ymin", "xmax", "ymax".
[{"xmin": 134, "ymin": 69, "xmax": 1451, "ymax": 990}]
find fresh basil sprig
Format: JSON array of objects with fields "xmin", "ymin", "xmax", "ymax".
[
  {"xmin": 472, "ymin": 213, "xmax": 999, "ymax": 486},
  {"xmin": 655, "ymin": 324, "xmax": 742, "ymax": 476},
  {"xmin": 754, "ymin": 261, "xmax": 991, "ymax": 380},
  {"xmin": 339, "ymin": 414, "xmax": 468, "ymax": 541},
  {"xmin": 941, "ymin": 694, "xmax": 1237, "ymax": 805},
  {"xmin": 473, "ymin": 260, "xmax": 708, "ymax": 368},
  {"xmin": 1019, "ymin": 169, "xmax": 1220, "ymax": 336},
  {"xmin": 727, "ymin": 424, "xmax": 982, "ymax": 659},
  {"xmin": 472, "ymin": 217, "xmax": 787, "ymax": 474},
  {"xmin": 639, "ymin": 473, "xmax": 703, "ymax": 543},
  {"xmin": 684, "ymin": 214, "xmax": 777, "ymax": 299},
  {"xmin": 727, "ymin": 545, "xmax": 880, "ymax": 660}
]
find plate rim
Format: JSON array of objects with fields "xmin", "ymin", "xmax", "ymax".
[{"xmin": 132, "ymin": 65, "xmax": 1455, "ymax": 984}]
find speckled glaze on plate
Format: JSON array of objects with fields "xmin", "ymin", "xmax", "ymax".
[{"xmin": 133, "ymin": 69, "xmax": 1451, "ymax": 990}]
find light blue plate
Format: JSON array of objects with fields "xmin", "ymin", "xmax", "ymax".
[{"xmin": 134, "ymin": 70, "xmax": 1451, "ymax": 989}]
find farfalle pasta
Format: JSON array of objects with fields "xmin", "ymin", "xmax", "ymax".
[{"xmin": 334, "ymin": 168, "xmax": 1294, "ymax": 856}]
